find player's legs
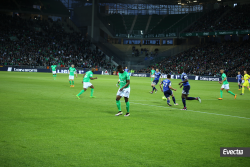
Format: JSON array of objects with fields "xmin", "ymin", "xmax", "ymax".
[
  {"xmin": 115, "ymin": 95, "xmax": 122, "ymax": 116},
  {"xmin": 238, "ymin": 81, "xmax": 241, "ymax": 90},
  {"xmin": 218, "ymin": 86, "xmax": 224, "ymax": 100},
  {"xmin": 225, "ymin": 88, "xmax": 236, "ymax": 99},
  {"xmin": 150, "ymin": 83, "xmax": 156, "ymax": 94},
  {"xmin": 181, "ymin": 94, "xmax": 187, "ymax": 110},
  {"xmin": 171, "ymin": 94, "xmax": 178, "ymax": 105},
  {"xmin": 72, "ymin": 79, "xmax": 75, "ymax": 87},
  {"xmin": 124, "ymin": 97, "xmax": 130, "ymax": 116},
  {"xmin": 76, "ymin": 82, "xmax": 92, "ymax": 99},
  {"xmin": 90, "ymin": 85, "xmax": 95, "ymax": 98},
  {"xmin": 164, "ymin": 90, "xmax": 172, "ymax": 106}
]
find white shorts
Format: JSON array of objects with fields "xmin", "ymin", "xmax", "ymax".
[
  {"xmin": 69, "ymin": 76, "xmax": 74, "ymax": 80},
  {"xmin": 242, "ymin": 80, "xmax": 245, "ymax": 84},
  {"xmin": 83, "ymin": 82, "xmax": 92, "ymax": 89},
  {"xmin": 116, "ymin": 87, "xmax": 130, "ymax": 98},
  {"xmin": 221, "ymin": 84, "xmax": 229, "ymax": 90},
  {"xmin": 52, "ymin": 71, "xmax": 56, "ymax": 74}
]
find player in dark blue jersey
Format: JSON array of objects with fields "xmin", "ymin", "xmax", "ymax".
[
  {"xmin": 150, "ymin": 69, "xmax": 161, "ymax": 94},
  {"xmin": 236, "ymin": 72, "xmax": 242, "ymax": 90},
  {"xmin": 125, "ymin": 67, "xmax": 129, "ymax": 72},
  {"xmin": 179, "ymin": 69, "xmax": 201, "ymax": 110},
  {"xmin": 160, "ymin": 74, "xmax": 178, "ymax": 106}
]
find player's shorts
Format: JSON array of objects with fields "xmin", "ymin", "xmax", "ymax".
[
  {"xmin": 69, "ymin": 75, "xmax": 74, "ymax": 80},
  {"xmin": 152, "ymin": 79, "xmax": 159, "ymax": 85},
  {"xmin": 116, "ymin": 87, "xmax": 130, "ymax": 98},
  {"xmin": 52, "ymin": 71, "xmax": 56, "ymax": 74},
  {"xmin": 242, "ymin": 80, "xmax": 245, "ymax": 84},
  {"xmin": 238, "ymin": 80, "xmax": 242, "ymax": 84},
  {"xmin": 164, "ymin": 90, "xmax": 173, "ymax": 98},
  {"xmin": 83, "ymin": 82, "xmax": 93, "ymax": 89},
  {"xmin": 221, "ymin": 84, "xmax": 230, "ymax": 90},
  {"xmin": 243, "ymin": 82, "xmax": 249, "ymax": 87},
  {"xmin": 151, "ymin": 74, "xmax": 155, "ymax": 77},
  {"xmin": 182, "ymin": 85, "xmax": 190, "ymax": 95}
]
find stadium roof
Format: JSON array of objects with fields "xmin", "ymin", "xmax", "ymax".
[{"xmin": 83, "ymin": 0, "xmax": 235, "ymax": 5}]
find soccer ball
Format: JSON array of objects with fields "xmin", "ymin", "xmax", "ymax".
[{"xmin": 162, "ymin": 96, "xmax": 167, "ymax": 101}]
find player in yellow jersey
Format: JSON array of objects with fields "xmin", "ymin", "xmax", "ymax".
[{"xmin": 240, "ymin": 70, "xmax": 250, "ymax": 95}]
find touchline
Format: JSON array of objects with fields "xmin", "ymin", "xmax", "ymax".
[{"xmin": 223, "ymin": 149, "xmax": 243, "ymax": 155}]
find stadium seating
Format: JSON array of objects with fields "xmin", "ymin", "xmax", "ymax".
[
  {"xmin": 185, "ymin": 6, "xmax": 229, "ymax": 32},
  {"xmin": 147, "ymin": 15, "xmax": 164, "ymax": 33},
  {"xmin": 138, "ymin": 41, "xmax": 250, "ymax": 77},
  {"xmin": 149, "ymin": 14, "xmax": 186, "ymax": 34},
  {"xmin": 133, "ymin": 15, "xmax": 149, "ymax": 31},
  {"xmin": 106, "ymin": 14, "xmax": 127, "ymax": 34},
  {"xmin": 123, "ymin": 15, "xmax": 135, "ymax": 32},
  {"xmin": 0, "ymin": 14, "xmax": 111, "ymax": 69}
]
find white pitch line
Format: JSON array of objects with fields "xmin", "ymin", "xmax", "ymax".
[{"xmin": 130, "ymin": 102, "xmax": 250, "ymax": 120}]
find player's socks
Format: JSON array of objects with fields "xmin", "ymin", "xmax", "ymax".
[
  {"xmin": 90, "ymin": 88, "xmax": 94, "ymax": 96},
  {"xmin": 69, "ymin": 81, "xmax": 72, "ymax": 85},
  {"xmin": 116, "ymin": 100, "xmax": 121, "ymax": 111},
  {"xmin": 227, "ymin": 91, "xmax": 235, "ymax": 96},
  {"xmin": 239, "ymin": 85, "xmax": 241, "ymax": 89},
  {"xmin": 77, "ymin": 90, "xmax": 85, "ymax": 96},
  {"xmin": 152, "ymin": 87, "xmax": 155, "ymax": 92},
  {"xmin": 172, "ymin": 97, "xmax": 176, "ymax": 104},
  {"xmin": 187, "ymin": 97, "xmax": 197, "ymax": 100},
  {"xmin": 182, "ymin": 98, "xmax": 186, "ymax": 107},
  {"xmin": 126, "ymin": 101, "xmax": 130, "ymax": 113},
  {"xmin": 220, "ymin": 90, "xmax": 223, "ymax": 98},
  {"xmin": 55, "ymin": 74, "xmax": 56, "ymax": 80},
  {"xmin": 72, "ymin": 81, "xmax": 74, "ymax": 85},
  {"xmin": 167, "ymin": 99, "xmax": 172, "ymax": 106},
  {"xmin": 242, "ymin": 87, "xmax": 245, "ymax": 94}
]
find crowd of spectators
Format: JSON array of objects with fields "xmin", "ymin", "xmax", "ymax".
[
  {"xmin": 139, "ymin": 41, "xmax": 250, "ymax": 77},
  {"xmin": 0, "ymin": 14, "xmax": 111, "ymax": 69}
]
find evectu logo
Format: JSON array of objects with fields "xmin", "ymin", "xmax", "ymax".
[{"xmin": 220, "ymin": 147, "xmax": 250, "ymax": 157}]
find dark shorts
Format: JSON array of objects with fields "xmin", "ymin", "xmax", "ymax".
[
  {"xmin": 182, "ymin": 85, "xmax": 190, "ymax": 95},
  {"xmin": 238, "ymin": 80, "xmax": 242, "ymax": 84},
  {"xmin": 152, "ymin": 79, "xmax": 159, "ymax": 85},
  {"xmin": 164, "ymin": 90, "xmax": 173, "ymax": 98}
]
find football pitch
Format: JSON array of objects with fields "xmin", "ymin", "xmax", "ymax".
[{"xmin": 0, "ymin": 72, "xmax": 249, "ymax": 167}]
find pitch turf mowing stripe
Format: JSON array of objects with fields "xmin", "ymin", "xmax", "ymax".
[{"xmin": 130, "ymin": 102, "xmax": 250, "ymax": 120}]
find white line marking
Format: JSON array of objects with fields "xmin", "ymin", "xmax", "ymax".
[{"xmin": 130, "ymin": 102, "xmax": 250, "ymax": 120}]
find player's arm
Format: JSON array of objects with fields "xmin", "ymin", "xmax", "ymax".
[
  {"xmin": 120, "ymin": 79, "xmax": 130, "ymax": 91},
  {"xmin": 169, "ymin": 86, "xmax": 176, "ymax": 91},
  {"xmin": 219, "ymin": 77, "xmax": 227, "ymax": 84},
  {"xmin": 116, "ymin": 79, "xmax": 120, "ymax": 87},
  {"xmin": 160, "ymin": 82, "xmax": 163, "ymax": 92},
  {"xmin": 90, "ymin": 77, "xmax": 97, "ymax": 80}
]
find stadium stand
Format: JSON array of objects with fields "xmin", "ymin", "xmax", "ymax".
[
  {"xmin": 133, "ymin": 15, "xmax": 149, "ymax": 31},
  {"xmin": 138, "ymin": 41, "xmax": 250, "ymax": 77},
  {"xmin": 106, "ymin": 14, "xmax": 127, "ymax": 34},
  {"xmin": 0, "ymin": 14, "xmax": 111, "ymax": 69},
  {"xmin": 185, "ymin": 6, "xmax": 230, "ymax": 32},
  {"xmin": 149, "ymin": 14, "xmax": 186, "ymax": 34},
  {"xmin": 213, "ymin": 4, "xmax": 250, "ymax": 31}
]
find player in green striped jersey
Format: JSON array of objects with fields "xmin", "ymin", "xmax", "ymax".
[
  {"xmin": 218, "ymin": 69, "xmax": 237, "ymax": 100},
  {"xmin": 68, "ymin": 65, "xmax": 77, "ymax": 87},
  {"xmin": 115, "ymin": 65, "xmax": 130, "ymax": 117},
  {"xmin": 76, "ymin": 68, "xmax": 98, "ymax": 99},
  {"xmin": 51, "ymin": 64, "xmax": 57, "ymax": 80},
  {"xmin": 151, "ymin": 68, "xmax": 155, "ymax": 82}
]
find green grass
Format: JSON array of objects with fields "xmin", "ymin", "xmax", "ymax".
[{"xmin": 0, "ymin": 72, "xmax": 249, "ymax": 167}]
